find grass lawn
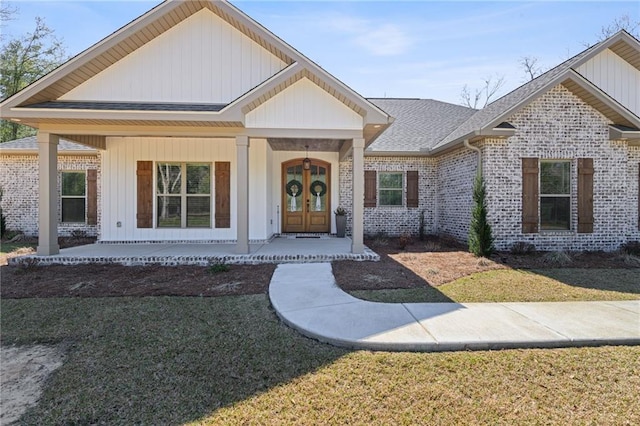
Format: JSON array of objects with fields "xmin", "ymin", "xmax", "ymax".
[
  {"xmin": 351, "ymin": 268, "xmax": 640, "ymax": 303},
  {"xmin": 2, "ymin": 296, "xmax": 639, "ymax": 424},
  {"xmin": 0, "ymin": 242, "xmax": 36, "ymax": 255}
]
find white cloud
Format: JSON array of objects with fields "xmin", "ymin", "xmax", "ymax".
[
  {"xmin": 353, "ymin": 23, "xmax": 412, "ymax": 56},
  {"xmin": 324, "ymin": 14, "xmax": 414, "ymax": 56}
]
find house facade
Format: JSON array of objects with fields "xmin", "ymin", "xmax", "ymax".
[{"xmin": 1, "ymin": 0, "xmax": 639, "ymax": 255}]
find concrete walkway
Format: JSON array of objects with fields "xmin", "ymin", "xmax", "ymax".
[{"xmin": 269, "ymin": 263, "xmax": 640, "ymax": 352}]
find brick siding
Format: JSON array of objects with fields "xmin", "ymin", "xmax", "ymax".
[
  {"xmin": 0, "ymin": 154, "xmax": 101, "ymax": 237},
  {"xmin": 339, "ymin": 156, "xmax": 437, "ymax": 237}
]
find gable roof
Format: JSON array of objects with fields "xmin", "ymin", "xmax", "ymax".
[
  {"xmin": 0, "ymin": 0, "xmax": 390, "ymax": 136},
  {"xmin": 0, "ymin": 136, "xmax": 98, "ymax": 154},
  {"xmin": 431, "ymin": 30, "xmax": 640, "ymax": 154},
  {"xmin": 366, "ymin": 99, "xmax": 476, "ymax": 154}
]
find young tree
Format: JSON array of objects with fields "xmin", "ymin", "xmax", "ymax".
[
  {"xmin": 468, "ymin": 174, "xmax": 495, "ymax": 257},
  {"xmin": 0, "ymin": 16, "xmax": 66, "ymax": 142},
  {"xmin": 460, "ymin": 74, "xmax": 506, "ymax": 109}
]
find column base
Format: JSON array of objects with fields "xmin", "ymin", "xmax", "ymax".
[{"xmin": 37, "ymin": 244, "xmax": 60, "ymax": 256}]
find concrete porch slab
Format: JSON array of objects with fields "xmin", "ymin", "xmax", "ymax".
[{"xmin": 8, "ymin": 236, "xmax": 379, "ymax": 266}]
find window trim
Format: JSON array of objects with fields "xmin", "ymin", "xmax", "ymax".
[
  {"xmin": 156, "ymin": 162, "xmax": 212, "ymax": 229},
  {"xmin": 539, "ymin": 159, "xmax": 572, "ymax": 232},
  {"xmin": 60, "ymin": 170, "xmax": 87, "ymax": 224},
  {"xmin": 378, "ymin": 171, "xmax": 404, "ymax": 207}
]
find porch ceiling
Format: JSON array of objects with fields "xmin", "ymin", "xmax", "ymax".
[{"xmin": 267, "ymin": 138, "xmax": 346, "ymax": 152}]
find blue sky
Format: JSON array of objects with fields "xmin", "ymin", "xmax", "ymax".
[{"xmin": 2, "ymin": 0, "xmax": 639, "ymax": 104}]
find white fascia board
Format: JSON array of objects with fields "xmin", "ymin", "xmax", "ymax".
[{"xmin": 6, "ymin": 107, "xmax": 230, "ymax": 123}]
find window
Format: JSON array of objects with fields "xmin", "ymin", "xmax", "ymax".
[
  {"xmin": 379, "ymin": 172, "xmax": 403, "ymax": 206},
  {"xmin": 156, "ymin": 163, "xmax": 211, "ymax": 228},
  {"xmin": 540, "ymin": 160, "xmax": 571, "ymax": 230},
  {"xmin": 61, "ymin": 171, "xmax": 86, "ymax": 223}
]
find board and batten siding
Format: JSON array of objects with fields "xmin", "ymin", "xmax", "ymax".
[
  {"xmin": 60, "ymin": 9, "xmax": 286, "ymax": 104},
  {"xmin": 576, "ymin": 49, "xmax": 640, "ymax": 117},
  {"xmin": 101, "ymin": 137, "xmax": 271, "ymax": 242},
  {"xmin": 245, "ymin": 78, "xmax": 363, "ymax": 130}
]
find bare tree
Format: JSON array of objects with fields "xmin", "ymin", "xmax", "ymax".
[
  {"xmin": 460, "ymin": 74, "xmax": 506, "ymax": 109},
  {"xmin": 0, "ymin": 3, "xmax": 16, "ymax": 23},
  {"xmin": 597, "ymin": 14, "xmax": 639, "ymax": 40},
  {"xmin": 520, "ymin": 56, "xmax": 544, "ymax": 81}
]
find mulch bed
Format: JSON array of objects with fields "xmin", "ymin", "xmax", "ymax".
[
  {"xmin": 1, "ymin": 235, "xmax": 636, "ymax": 298},
  {"xmin": 1, "ymin": 264, "xmax": 275, "ymax": 299}
]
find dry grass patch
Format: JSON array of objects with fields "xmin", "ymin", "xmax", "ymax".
[
  {"xmin": 195, "ymin": 347, "xmax": 640, "ymax": 425},
  {"xmin": 4, "ymin": 297, "xmax": 637, "ymax": 425},
  {"xmin": 440, "ymin": 269, "xmax": 640, "ymax": 302},
  {"xmin": 388, "ymin": 250, "xmax": 506, "ymax": 286}
]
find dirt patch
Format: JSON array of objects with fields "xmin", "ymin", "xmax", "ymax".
[
  {"xmin": 0, "ymin": 345, "xmax": 65, "ymax": 425},
  {"xmin": 333, "ymin": 236, "xmax": 638, "ymax": 291}
]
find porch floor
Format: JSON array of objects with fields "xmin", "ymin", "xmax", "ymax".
[{"xmin": 14, "ymin": 236, "xmax": 379, "ymax": 266}]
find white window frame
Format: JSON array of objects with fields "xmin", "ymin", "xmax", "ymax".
[
  {"xmin": 539, "ymin": 160, "xmax": 572, "ymax": 231},
  {"xmin": 60, "ymin": 171, "xmax": 87, "ymax": 224},
  {"xmin": 378, "ymin": 171, "xmax": 404, "ymax": 207}
]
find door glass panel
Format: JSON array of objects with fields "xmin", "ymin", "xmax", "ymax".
[
  {"xmin": 286, "ymin": 165, "xmax": 303, "ymax": 212},
  {"xmin": 310, "ymin": 165, "xmax": 327, "ymax": 212}
]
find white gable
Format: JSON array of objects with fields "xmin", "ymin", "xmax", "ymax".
[
  {"xmin": 60, "ymin": 9, "xmax": 287, "ymax": 104},
  {"xmin": 245, "ymin": 78, "xmax": 363, "ymax": 130},
  {"xmin": 577, "ymin": 49, "xmax": 640, "ymax": 117}
]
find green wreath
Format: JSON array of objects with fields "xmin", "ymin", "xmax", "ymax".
[
  {"xmin": 310, "ymin": 180, "xmax": 327, "ymax": 197},
  {"xmin": 286, "ymin": 179, "xmax": 303, "ymax": 197}
]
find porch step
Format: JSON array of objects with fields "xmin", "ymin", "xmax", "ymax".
[{"xmin": 280, "ymin": 233, "xmax": 332, "ymax": 240}]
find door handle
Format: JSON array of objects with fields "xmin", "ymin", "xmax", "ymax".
[{"xmin": 306, "ymin": 199, "xmax": 310, "ymax": 212}]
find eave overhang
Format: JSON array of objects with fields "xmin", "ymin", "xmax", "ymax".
[
  {"xmin": 428, "ymin": 124, "xmax": 517, "ymax": 156},
  {"xmin": 609, "ymin": 124, "xmax": 640, "ymax": 143}
]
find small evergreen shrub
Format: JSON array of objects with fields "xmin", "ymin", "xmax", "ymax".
[
  {"xmin": 468, "ymin": 175, "xmax": 495, "ymax": 257},
  {"xmin": 208, "ymin": 260, "xmax": 230, "ymax": 274}
]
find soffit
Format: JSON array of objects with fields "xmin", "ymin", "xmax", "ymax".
[{"xmin": 561, "ymin": 78, "xmax": 638, "ymax": 128}]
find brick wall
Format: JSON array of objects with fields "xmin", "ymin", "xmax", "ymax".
[
  {"xmin": 435, "ymin": 146, "xmax": 478, "ymax": 242},
  {"xmin": 339, "ymin": 156, "xmax": 436, "ymax": 237},
  {"xmin": 627, "ymin": 146, "xmax": 640, "ymax": 242},
  {"xmin": 482, "ymin": 84, "xmax": 633, "ymax": 251},
  {"xmin": 0, "ymin": 154, "xmax": 101, "ymax": 237}
]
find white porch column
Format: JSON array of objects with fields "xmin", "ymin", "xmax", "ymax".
[
  {"xmin": 351, "ymin": 138, "xmax": 365, "ymax": 254},
  {"xmin": 236, "ymin": 135, "xmax": 250, "ymax": 254},
  {"xmin": 37, "ymin": 132, "xmax": 60, "ymax": 255}
]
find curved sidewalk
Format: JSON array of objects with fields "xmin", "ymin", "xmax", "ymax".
[{"xmin": 269, "ymin": 263, "xmax": 640, "ymax": 352}]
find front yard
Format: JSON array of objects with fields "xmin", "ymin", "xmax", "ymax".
[
  {"xmin": 1, "ymin": 236, "xmax": 639, "ymax": 424},
  {"xmin": 2, "ymin": 296, "xmax": 639, "ymax": 425}
]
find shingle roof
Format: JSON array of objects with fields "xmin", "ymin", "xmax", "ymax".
[
  {"xmin": 366, "ymin": 98, "xmax": 476, "ymax": 152},
  {"xmin": 433, "ymin": 37, "xmax": 610, "ymax": 150},
  {"xmin": 24, "ymin": 101, "xmax": 229, "ymax": 112},
  {"xmin": 0, "ymin": 136, "xmax": 97, "ymax": 152}
]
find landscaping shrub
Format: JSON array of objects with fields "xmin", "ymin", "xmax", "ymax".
[
  {"xmin": 542, "ymin": 251, "xmax": 572, "ymax": 267},
  {"xmin": 468, "ymin": 175, "xmax": 495, "ymax": 257},
  {"xmin": 397, "ymin": 232, "xmax": 412, "ymax": 250},
  {"xmin": 208, "ymin": 260, "xmax": 230, "ymax": 274},
  {"xmin": 621, "ymin": 241, "xmax": 640, "ymax": 256},
  {"xmin": 510, "ymin": 241, "xmax": 536, "ymax": 255}
]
